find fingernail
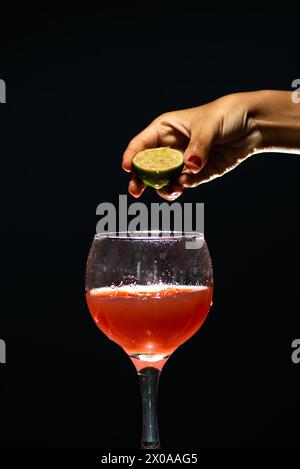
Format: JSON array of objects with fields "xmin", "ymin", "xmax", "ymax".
[{"xmin": 188, "ymin": 155, "xmax": 202, "ymax": 169}]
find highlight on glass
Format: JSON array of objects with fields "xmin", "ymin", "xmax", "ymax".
[{"xmin": 85, "ymin": 231, "xmax": 213, "ymax": 448}]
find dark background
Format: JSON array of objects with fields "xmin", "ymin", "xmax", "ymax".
[{"xmin": 0, "ymin": 7, "xmax": 299, "ymax": 449}]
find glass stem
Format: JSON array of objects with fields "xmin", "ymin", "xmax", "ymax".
[{"xmin": 138, "ymin": 367, "xmax": 160, "ymax": 449}]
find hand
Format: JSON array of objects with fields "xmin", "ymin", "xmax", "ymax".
[{"xmin": 122, "ymin": 92, "xmax": 265, "ymax": 200}]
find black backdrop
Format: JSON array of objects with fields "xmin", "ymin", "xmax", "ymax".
[{"xmin": 0, "ymin": 7, "xmax": 300, "ymax": 449}]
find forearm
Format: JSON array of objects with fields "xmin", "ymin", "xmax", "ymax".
[{"xmin": 247, "ymin": 90, "xmax": 300, "ymax": 154}]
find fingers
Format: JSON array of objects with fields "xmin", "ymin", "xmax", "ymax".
[
  {"xmin": 129, "ymin": 164, "xmax": 216, "ymax": 201},
  {"xmin": 128, "ymin": 178, "xmax": 184, "ymax": 201},
  {"xmin": 177, "ymin": 161, "xmax": 218, "ymax": 187},
  {"xmin": 123, "ymin": 108, "xmax": 219, "ymax": 200},
  {"xmin": 156, "ymin": 182, "xmax": 183, "ymax": 201},
  {"xmin": 128, "ymin": 175, "xmax": 146, "ymax": 198},
  {"xmin": 155, "ymin": 169, "xmax": 210, "ymax": 201},
  {"xmin": 122, "ymin": 126, "xmax": 158, "ymax": 172},
  {"xmin": 177, "ymin": 172, "xmax": 201, "ymax": 188},
  {"xmin": 183, "ymin": 125, "xmax": 215, "ymax": 174}
]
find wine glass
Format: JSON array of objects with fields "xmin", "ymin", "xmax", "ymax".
[{"xmin": 85, "ymin": 231, "xmax": 213, "ymax": 448}]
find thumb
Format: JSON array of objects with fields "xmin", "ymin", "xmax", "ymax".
[{"xmin": 184, "ymin": 127, "xmax": 214, "ymax": 174}]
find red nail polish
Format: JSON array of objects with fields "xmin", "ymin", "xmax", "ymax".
[{"xmin": 188, "ymin": 155, "xmax": 202, "ymax": 168}]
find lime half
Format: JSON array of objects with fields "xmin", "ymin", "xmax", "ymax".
[{"xmin": 132, "ymin": 147, "xmax": 184, "ymax": 189}]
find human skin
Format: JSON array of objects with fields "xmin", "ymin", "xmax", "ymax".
[{"xmin": 122, "ymin": 91, "xmax": 300, "ymax": 200}]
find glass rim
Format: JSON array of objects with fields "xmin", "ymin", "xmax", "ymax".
[{"xmin": 94, "ymin": 231, "xmax": 204, "ymax": 240}]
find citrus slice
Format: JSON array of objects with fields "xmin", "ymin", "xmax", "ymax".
[{"xmin": 132, "ymin": 147, "xmax": 184, "ymax": 189}]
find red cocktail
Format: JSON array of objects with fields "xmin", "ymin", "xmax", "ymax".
[{"xmin": 86, "ymin": 285, "xmax": 212, "ymax": 370}]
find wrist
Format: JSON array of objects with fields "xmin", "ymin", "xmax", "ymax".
[{"xmin": 246, "ymin": 90, "xmax": 300, "ymax": 153}]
